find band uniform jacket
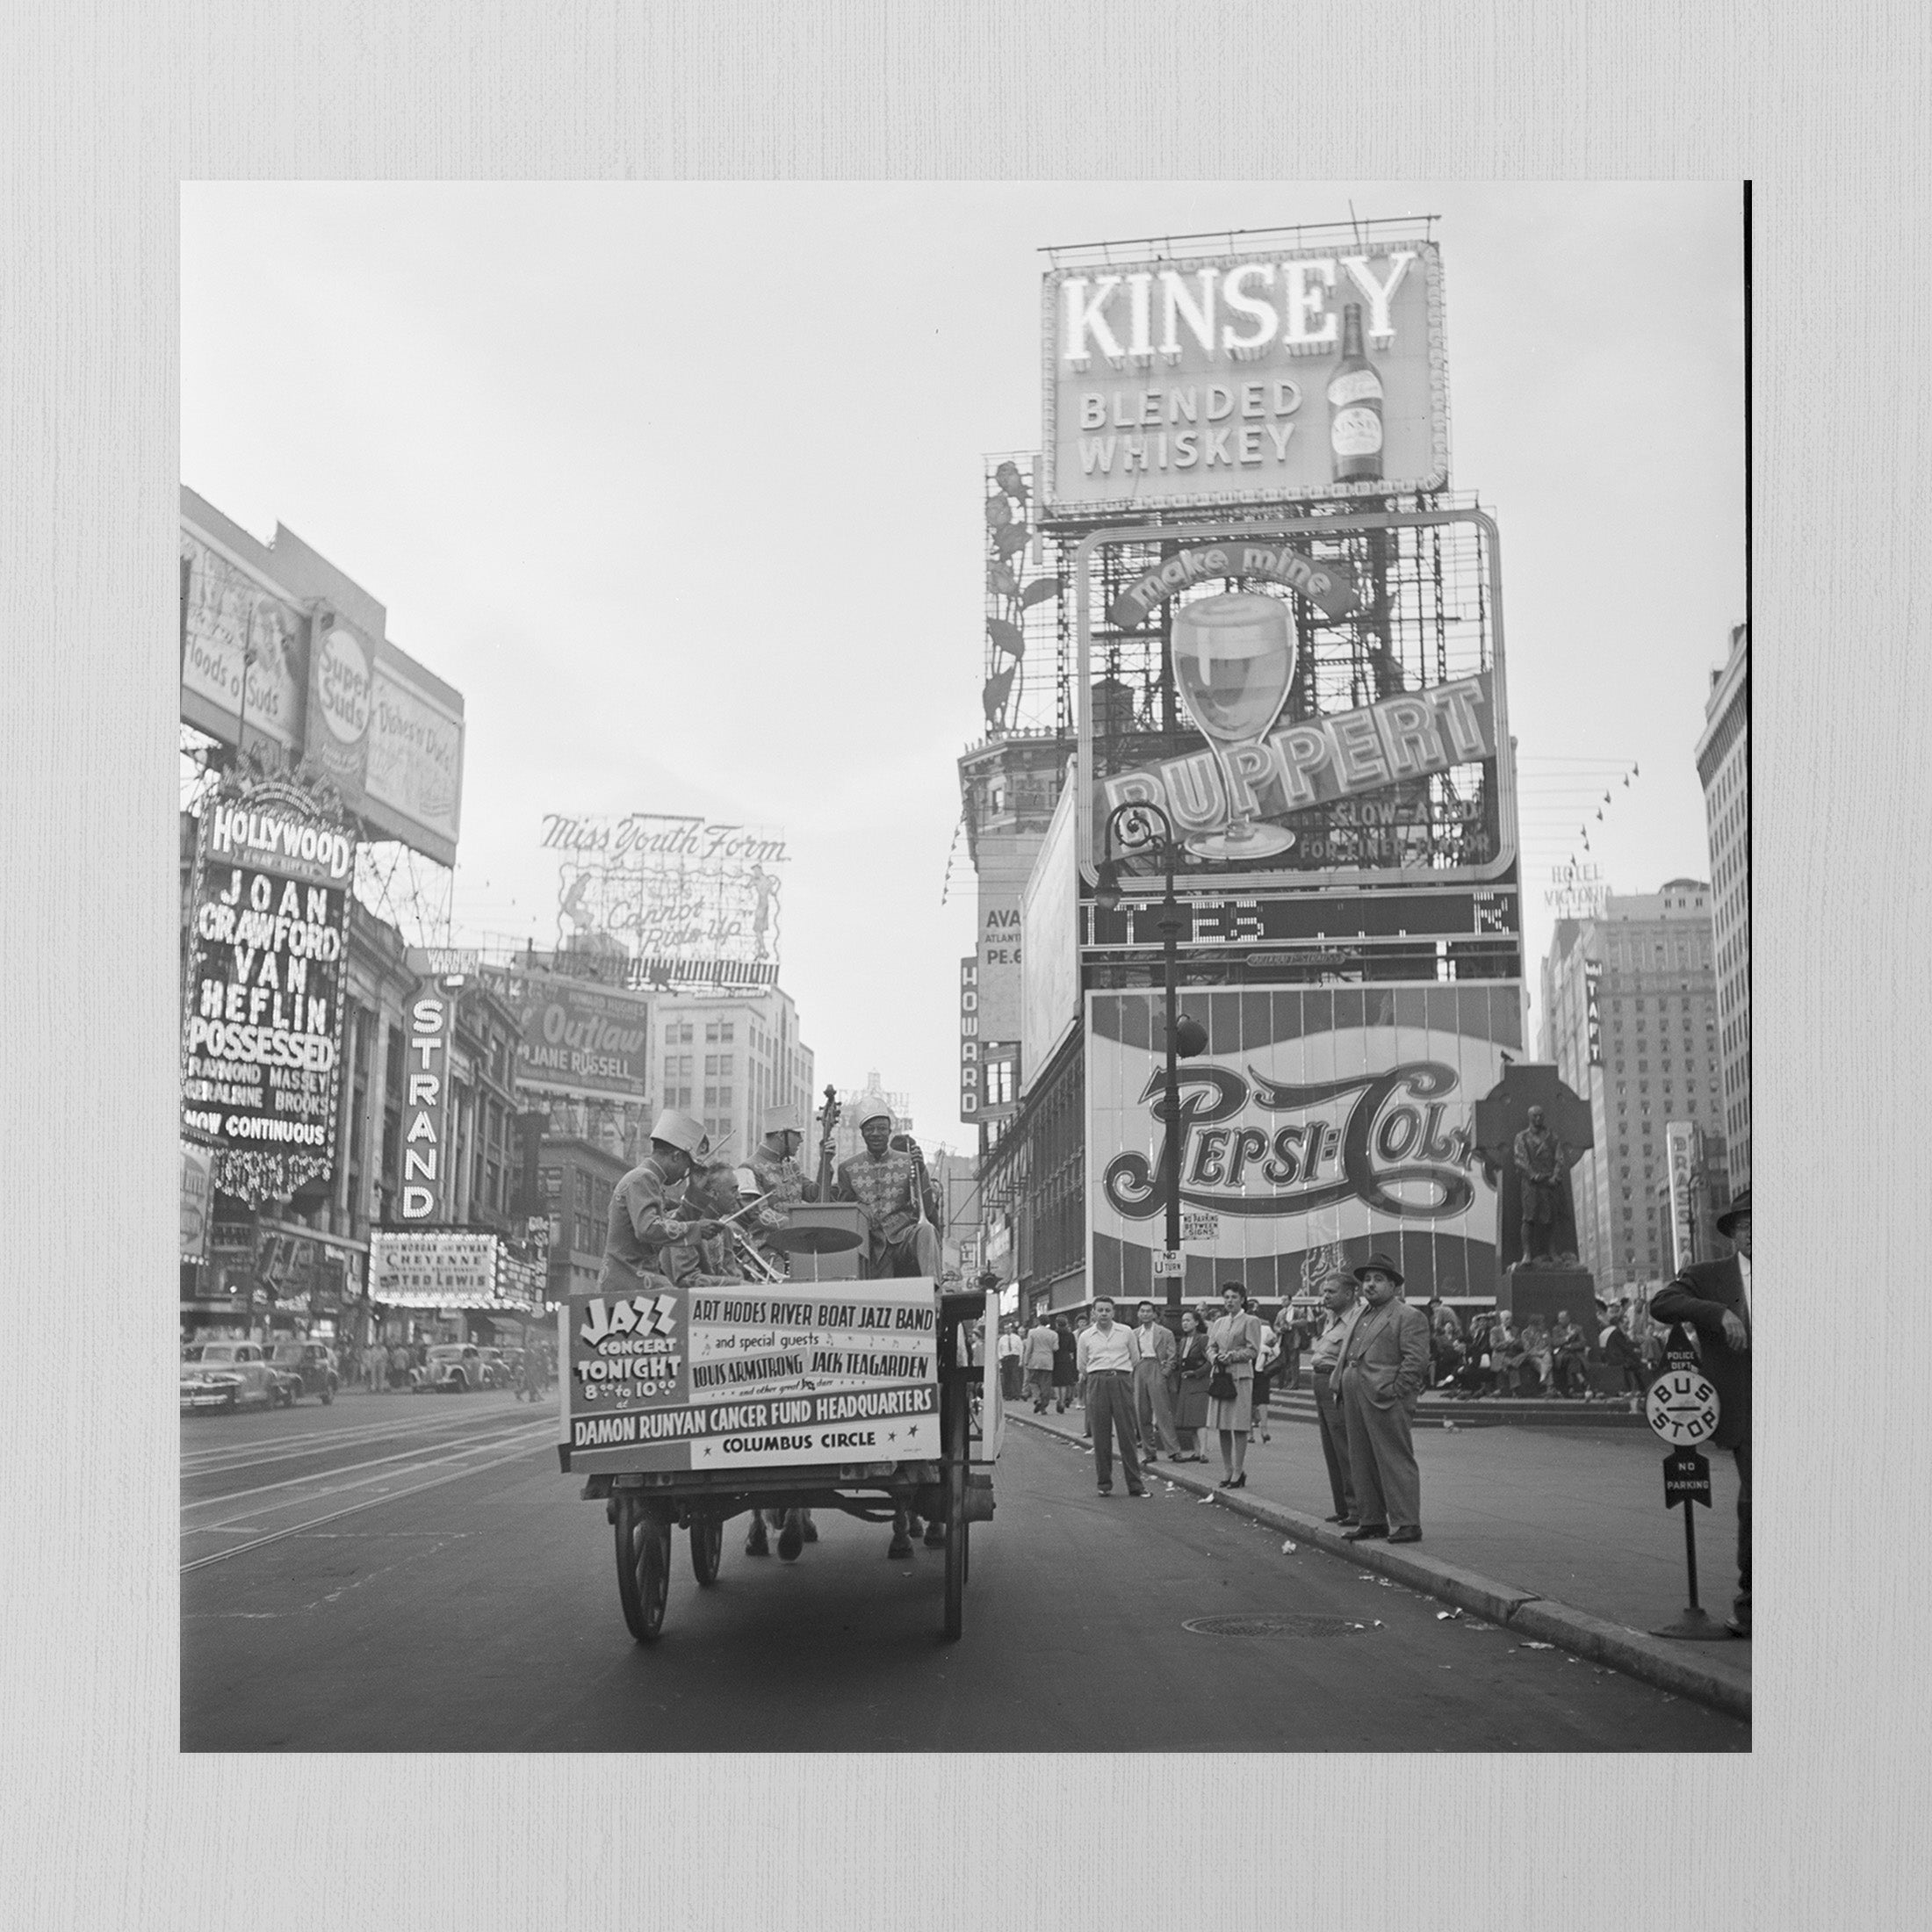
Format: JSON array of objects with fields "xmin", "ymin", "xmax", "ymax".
[
  {"xmin": 1337, "ymin": 1298, "xmax": 1432, "ymax": 1411},
  {"xmin": 598, "ymin": 1153, "xmax": 687, "ymax": 1294},
  {"xmin": 1649, "ymin": 1258, "xmax": 1750, "ymax": 1449}
]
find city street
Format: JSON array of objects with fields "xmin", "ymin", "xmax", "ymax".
[{"xmin": 184, "ymin": 1395, "xmax": 1747, "ymax": 1753}]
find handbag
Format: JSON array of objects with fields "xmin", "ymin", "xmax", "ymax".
[{"xmin": 1208, "ymin": 1366, "xmax": 1237, "ymax": 1402}]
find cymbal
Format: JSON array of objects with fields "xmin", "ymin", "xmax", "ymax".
[{"xmin": 765, "ymin": 1222, "xmax": 864, "ymax": 1255}]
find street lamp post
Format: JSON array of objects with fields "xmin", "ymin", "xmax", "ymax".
[{"xmin": 1095, "ymin": 802, "xmax": 1207, "ymax": 1324}]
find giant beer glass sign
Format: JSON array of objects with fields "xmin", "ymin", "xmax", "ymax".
[{"xmin": 1074, "ymin": 508, "xmax": 1511, "ymax": 897}]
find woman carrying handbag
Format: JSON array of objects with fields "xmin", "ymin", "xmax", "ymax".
[
  {"xmin": 1206, "ymin": 1281, "xmax": 1265, "ymax": 1488},
  {"xmin": 1169, "ymin": 1308, "xmax": 1212, "ymax": 1460}
]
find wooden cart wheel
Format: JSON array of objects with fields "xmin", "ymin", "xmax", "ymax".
[
  {"xmin": 615, "ymin": 1498, "xmax": 671, "ymax": 1642},
  {"xmin": 689, "ymin": 1514, "xmax": 723, "ymax": 1586}
]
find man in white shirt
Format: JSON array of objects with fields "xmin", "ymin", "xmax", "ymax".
[
  {"xmin": 1308, "ymin": 1269, "xmax": 1365, "ymax": 1524},
  {"xmin": 997, "ymin": 1323, "xmax": 1024, "ymax": 1402},
  {"xmin": 1076, "ymin": 1298, "xmax": 1148, "ymax": 1497}
]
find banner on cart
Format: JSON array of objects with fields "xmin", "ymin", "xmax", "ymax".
[{"xmin": 565, "ymin": 1278, "xmax": 941, "ymax": 1471}]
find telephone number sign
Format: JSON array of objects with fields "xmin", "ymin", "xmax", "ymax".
[{"xmin": 1082, "ymin": 888, "xmax": 1517, "ymax": 952}]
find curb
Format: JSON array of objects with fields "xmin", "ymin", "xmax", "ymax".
[{"xmin": 1008, "ymin": 1412, "xmax": 1749, "ymax": 1723}]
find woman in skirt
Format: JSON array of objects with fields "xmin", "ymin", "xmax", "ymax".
[{"xmin": 1206, "ymin": 1282, "xmax": 1266, "ymax": 1488}]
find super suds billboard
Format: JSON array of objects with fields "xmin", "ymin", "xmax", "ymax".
[{"xmin": 1087, "ymin": 982, "xmax": 1523, "ymax": 1303}]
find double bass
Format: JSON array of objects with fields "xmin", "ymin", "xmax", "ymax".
[{"xmin": 765, "ymin": 1085, "xmax": 864, "ymax": 1259}]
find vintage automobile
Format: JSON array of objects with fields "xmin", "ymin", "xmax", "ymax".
[
  {"xmin": 263, "ymin": 1339, "xmax": 340, "ymax": 1404},
  {"xmin": 476, "ymin": 1346, "xmax": 515, "ymax": 1390},
  {"xmin": 412, "ymin": 1343, "xmax": 486, "ymax": 1394},
  {"xmin": 180, "ymin": 1340, "xmax": 294, "ymax": 1413}
]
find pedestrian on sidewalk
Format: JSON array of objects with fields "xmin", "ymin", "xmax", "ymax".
[
  {"xmin": 1335, "ymin": 1254, "xmax": 1431, "ymax": 1543},
  {"xmin": 1130, "ymin": 1301, "xmax": 1184, "ymax": 1461},
  {"xmin": 1650, "ymin": 1186, "xmax": 1750, "ymax": 1637},
  {"xmin": 1308, "ymin": 1268, "xmax": 1365, "ymax": 1524},
  {"xmin": 365, "ymin": 1339, "xmax": 387, "ymax": 1394},
  {"xmin": 1170, "ymin": 1308, "xmax": 1211, "ymax": 1459},
  {"xmin": 1050, "ymin": 1316, "xmax": 1078, "ymax": 1415},
  {"xmin": 1247, "ymin": 1295, "xmax": 1276, "ymax": 1445},
  {"xmin": 1023, "ymin": 1314, "xmax": 1057, "ymax": 1411},
  {"xmin": 1207, "ymin": 1283, "xmax": 1265, "ymax": 1489},
  {"xmin": 998, "ymin": 1323, "xmax": 1023, "ymax": 1402},
  {"xmin": 1077, "ymin": 1298, "xmax": 1148, "ymax": 1497}
]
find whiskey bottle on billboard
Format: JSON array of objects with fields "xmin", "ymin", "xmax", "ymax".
[{"xmin": 1327, "ymin": 301, "xmax": 1384, "ymax": 483}]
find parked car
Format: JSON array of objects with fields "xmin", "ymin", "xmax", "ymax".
[
  {"xmin": 263, "ymin": 1340, "xmax": 339, "ymax": 1404},
  {"xmin": 493, "ymin": 1347, "xmax": 526, "ymax": 1391},
  {"xmin": 477, "ymin": 1346, "xmax": 515, "ymax": 1390},
  {"xmin": 413, "ymin": 1343, "xmax": 486, "ymax": 1394},
  {"xmin": 180, "ymin": 1340, "xmax": 293, "ymax": 1413}
]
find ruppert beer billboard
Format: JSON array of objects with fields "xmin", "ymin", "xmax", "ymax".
[
  {"xmin": 1041, "ymin": 240, "xmax": 1447, "ymax": 517},
  {"xmin": 1087, "ymin": 982, "xmax": 1523, "ymax": 1303},
  {"xmin": 1073, "ymin": 508, "xmax": 1512, "ymax": 900}
]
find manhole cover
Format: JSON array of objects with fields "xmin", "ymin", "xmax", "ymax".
[{"xmin": 1183, "ymin": 1613, "xmax": 1359, "ymax": 1639}]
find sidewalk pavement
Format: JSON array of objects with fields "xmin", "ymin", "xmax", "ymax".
[{"xmin": 1011, "ymin": 1398, "xmax": 1750, "ymax": 1721}]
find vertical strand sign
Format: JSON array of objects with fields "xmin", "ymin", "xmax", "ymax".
[{"xmin": 181, "ymin": 777, "xmax": 355, "ymax": 1204}]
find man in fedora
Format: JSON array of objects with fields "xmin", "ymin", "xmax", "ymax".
[
  {"xmin": 1333, "ymin": 1252, "xmax": 1431, "ymax": 1543},
  {"xmin": 1651, "ymin": 1186, "xmax": 1752, "ymax": 1636}
]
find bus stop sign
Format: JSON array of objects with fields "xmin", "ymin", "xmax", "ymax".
[{"xmin": 1646, "ymin": 1368, "xmax": 1720, "ymax": 1446}]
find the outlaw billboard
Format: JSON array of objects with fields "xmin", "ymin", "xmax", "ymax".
[
  {"xmin": 1087, "ymin": 981, "xmax": 1523, "ymax": 1304},
  {"xmin": 1073, "ymin": 507, "xmax": 1512, "ymax": 903},
  {"xmin": 488, "ymin": 965, "xmax": 652, "ymax": 1103},
  {"xmin": 180, "ymin": 779, "xmax": 355, "ymax": 1204},
  {"xmin": 1041, "ymin": 239, "xmax": 1447, "ymax": 518}
]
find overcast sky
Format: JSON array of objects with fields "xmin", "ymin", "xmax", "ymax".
[{"xmin": 182, "ymin": 180, "xmax": 1744, "ymax": 1145}]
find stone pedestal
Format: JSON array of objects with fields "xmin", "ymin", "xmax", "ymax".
[{"xmin": 1499, "ymin": 1263, "xmax": 1597, "ymax": 1332}]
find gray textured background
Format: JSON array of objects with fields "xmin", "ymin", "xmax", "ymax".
[{"xmin": 2, "ymin": 3, "xmax": 1921, "ymax": 1926}]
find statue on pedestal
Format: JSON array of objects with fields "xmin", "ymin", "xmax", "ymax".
[
  {"xmin": 1473, "ymin": 1064, "xmax": 1591, "ymax": 1275},
  {"xmin": 1513, "ymin": 1105, "xmax": 1578, "ymax": 1267}
]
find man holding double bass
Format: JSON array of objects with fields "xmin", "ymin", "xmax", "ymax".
[{"xmin": 832, "ymin": 1097, "xmax": 941, "ymax": 1279}]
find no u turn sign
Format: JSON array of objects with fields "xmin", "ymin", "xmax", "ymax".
[{"xmin": 1646, "ymin": 1367, "xmax": 1720, "ymax": 1446}]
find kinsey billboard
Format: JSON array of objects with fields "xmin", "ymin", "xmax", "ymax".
[
  {"xmin": 488, "ymin": 966, "xmax": 652, "ymax": 1103},
  {"xmin": 1042, "ymin": 239, "xmax": 1448, "ymax": 516},
  {"xmin": 1087, "ymin": 982, "xmax": 1523, "ymax": 1303},
  {"xmin": 563, "ymin": 1279, "xmax": 941, "ymax": 1474},
  {"xmin": 180, "ymin": 780, "xmax": 354, "ymax": 1204}
]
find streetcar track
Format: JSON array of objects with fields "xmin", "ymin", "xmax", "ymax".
[
  {"xmin": 181, "ymin": 1402, "xmax": 545, "ymax": 1473},
  {"xmin": 183, "ymin": 1422, "xmax": 557, "ymax": 1536},
  {"xmin": 181, "ymin": 1409, "xmax": 551, "ymax": 1480},
  {"xmin": 179, "ymin": 1435, "xmax": 556, "ymax": 1574},
  {"xmin": 183, "ymin": 1419, "xmax": 559, "ymax": 1512}
]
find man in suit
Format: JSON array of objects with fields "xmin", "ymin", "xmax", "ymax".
[
  {"xmin": 1651, "ymin": 1186, "xmax": 1751, "ymax": 1637},
  {"xmin": 1335, "ymin": 1253, "xmax": 1432, "ymax": 1543},
  {"xmin": 1130, "ymin": 1301, "xmax": 1183, "ymax": 1462}
]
